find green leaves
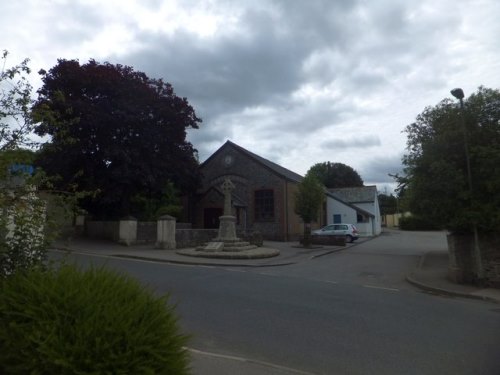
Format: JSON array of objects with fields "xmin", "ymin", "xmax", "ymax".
[
  {"xmin": 294, "ymin": 174, "xmax": 325, "ymax": 224},
  {"xmin": 0, "ymin": 264, "xmax": 191, "ymax": 374},
  {"xmin": 32, "ymin": 59, "xmax": 201, "ymax": 218},
  {"xmin": 306, "ymin": 161, "xmax": 363, "ymax": 189},
  {"xmin": 0, "ymin": 51, "xmax": 34, "ymax": 151},
  {"xmin": 400, "ymin": 87, "xmax": 500, "ymax": 233},
  {"xmin": 294, "ymin": 174, "xmax": 325, "ymax": 247},
  {"xmin": 0, "ymin": 50, "xmax": 52, "ymax": 277}
]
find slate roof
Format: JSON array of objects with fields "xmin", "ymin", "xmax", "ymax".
[
  {"xmin": 202, "ymin": 140, "xmax": 304, "ymax": 183},
  {"xmin": 325, "ymin": 191, "xmax": 374, "ymax": 218},
  {"xmin": 328, "ymin": 186, "xmax": 378, "ymax": 203}
]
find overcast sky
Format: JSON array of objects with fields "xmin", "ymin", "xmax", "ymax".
[{"xmin": 2, "ymin": 0, "xmax": 500, "ymax": 192}]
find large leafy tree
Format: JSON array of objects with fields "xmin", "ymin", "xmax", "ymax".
[
  {"xmin": 397, "ymin": 86, "xmax": 500, "ymax": 233},
  {"xmin": 33, "ymin": 59, "xmax": 202, "ymax": 218},
  {"xmin": 307, "ymin": 162, "xmax": 363, "ymax": 189},
  {"xmin": 0, "ymin": 51, "xmax": 34, "ymax": 151},
  {"xmin": 378, "ymin": 193, "xmax": 398, "ymax": 215},
  {"xmin": 294, "ymin": 174, "xmax": 325, "ymax": 247}
]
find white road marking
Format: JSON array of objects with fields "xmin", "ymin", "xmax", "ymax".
[
  {"xmin": 363, "ymin": 285, "xmax": 400, "ymax": 292},
  {"xmin": 186, "ymin": 347, "xmax": 318, "ymax": 375}
]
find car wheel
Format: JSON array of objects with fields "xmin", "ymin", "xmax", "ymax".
[{"xmin": 346, "ymin": 235, "xmax": 353, "ymax": 243}]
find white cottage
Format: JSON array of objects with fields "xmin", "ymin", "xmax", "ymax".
[{"xmin": 326, "ymin": 186, "xmax": 382, "ymax": 237}]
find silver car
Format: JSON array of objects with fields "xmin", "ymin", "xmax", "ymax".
[{"xmin": 312, "ymin": 224, "xmax": 359, "ymax": 243}]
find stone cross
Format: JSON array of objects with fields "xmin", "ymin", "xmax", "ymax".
[{"xmin": 221, "ymin": 178, "xmax": 235, "ymax": 216}]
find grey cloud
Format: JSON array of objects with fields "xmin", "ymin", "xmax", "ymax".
[
  {"xmin": 359, "ymin": 154, "xmax": 404, "ymax": 184},
  {"xmin": 120, "ymin": 1, "xmax": 380, "ymax": 117},
  {"xmin": 321, "ymin": 135, "xmax": 381, "ymax": 150},
  {"xmin": 124, "ymin": 11, "xmax": 311, "ymax": 119},
  {"xmin": 41, "ymin": 4, "xmax": 105, "ymax": 49},
  {"xmin": 118, "ymin": 0, "xmax": 457, "ymax": 128},
  {"xmin": 27, "ymin": 0, "xmax": 484, "ymax": 174}
]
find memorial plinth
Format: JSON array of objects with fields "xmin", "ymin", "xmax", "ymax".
[{"xmin": 177, "ymin": 177, "xmax": 278, "ymax": 258}]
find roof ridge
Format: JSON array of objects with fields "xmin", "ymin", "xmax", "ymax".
[{"xmin": 210, "ymin": 140, "xmax": 303, "ymax": 182}]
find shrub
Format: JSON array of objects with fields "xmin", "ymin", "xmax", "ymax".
[
  {"xmin": 399, "ymin": 215, "xmax": 440, "ymax": 231},
  {"xmin": 0, "ymin": 264, "xmax": 190, "ymax": 374},
  {"xmin": 0, "ymin": 189, "xmax": 49, "ymax": 277},
  {"xmin": 156, "ymin": 204, "xmax": 183, "ymax": 220}
]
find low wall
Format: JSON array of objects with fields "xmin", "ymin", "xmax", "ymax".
[
  {"xmin": 137, "ymin": 222, "xmax": 156, "ymax": 243},
  {"xmin": 176, "ymin": 229, "xmax": 218, "ymax": 248},
  {"xmin": 303, "ymin": 235, "xmax": 346, "ymax": 246},
  {"xmin": 238, "ymin": 230, "xmax": 264, "ymax": 247},
  {"xmin": 480, "ymin": 232, "xmax": 500, "ymax": 288},
  {"xmin": 85, "ymin": 221, "xmax": 120, "ymax": 242},
  {"xmin": 84, "ymin": 220, "xmax": 264, "ymax": 249}
]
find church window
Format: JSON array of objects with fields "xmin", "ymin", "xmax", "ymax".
[{"xmin": 254, "ymin": 189, "xmax": 274, "ymax": 221}]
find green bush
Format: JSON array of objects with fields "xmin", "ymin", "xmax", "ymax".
[
  {"xmin": 0, "ymin": 190, "xmax": 49, "ymax": 277},
  {"xmin": 399, "ymin": 215, "xmax": 440, "ymax": 231},
  {"xmin": 156, "ymin": 204, "xmax": 183, "ymax": 220},
  {"xmin": 0, "ymin": 264, "xmax": 190, "ymax": 374}
]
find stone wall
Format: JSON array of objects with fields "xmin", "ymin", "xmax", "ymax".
[
  {"xmin": 176, "ymin": 229, "xmax": 218, "ymax": 248},
  {"xmin": 481, "ymin": 232, "xmax": 500, "ymax": 287},
  {"xmin": 85, "ymin": 221, "xmax": 120, "ymax": 242},
  {"xmin": 137, "ymin": 221, "xmax": 156, "ymax": 243},
  {"xmin": 136, "ymin": 222, "xmax": 192, "ymax": 243},
  {"xmin": 238, "ymin": 230, "xmax": 264, "ymax": 247},
  {"xmin": 84, "ymin": 220, "xmax": 264, "ymax": 249},
  {"xmin": 306, "ymin": 235, "xmax": 346, "ymax": 246},
  {"xmin": 177, "ymin": 222, "xmax": 192, "ymax": 229}
]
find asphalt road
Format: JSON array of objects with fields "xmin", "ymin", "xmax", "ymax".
[
  {"xmin": 249, "ymin": 229, "xmax": 448, "ymax": 290},
  {"xmin": 51, "ymin": 231, "xmax": 500, "ymax": 375}
]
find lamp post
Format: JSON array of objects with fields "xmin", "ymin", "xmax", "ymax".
[{"xmin": 450, "ymin": 88, "xmax": 484, "ymax": 280}]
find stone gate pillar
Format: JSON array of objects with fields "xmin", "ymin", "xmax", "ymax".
[
  {"xmin": 156, "ymin": 215, "xmax": 176, "ymax": 249},
  {"xmin": 118, "ymin": 216, "xmax": 137, "ymax": 246}
]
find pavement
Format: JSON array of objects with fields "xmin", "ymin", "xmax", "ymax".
[
  {"xmin": 406, "ymin": 250, "xmax": 500, "ymax": 304},
  {"xmin": 50, "ymin": 235, "xmax": 500, "ymax": 375},
  {"xmin": 51, "ymin": 237, "xmax": 352, "ymax": 268}
]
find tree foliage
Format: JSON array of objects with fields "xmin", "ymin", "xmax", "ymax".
[
  {"xmin": 0, "ymin": 53, "xmax": 51, "ymax": 277},
  {"xmin": 294, "ymin": 174, "xmax": 325, "ymax": 247},
  {"xmin": 0, "ymin": 51, "xmax": 34, "ymax": 151},
  {"xmin": 307, "ymin": 162, "xmax": 363, "ymax": 189},
  {"xmin": 0, "ymin": 181, "xmax": 48, "ymax": 277},
  {"xmin": 294, "ymin": 174, "xmax": 325, "ymax": 223},
  {"xmin": 33, "ymin": 59, "xmax": 202, "ymax": 218},
  {"xmin": 131, "ymin": 180, "xmax": 183, "ymax": 221},
  {"xmin": 396, "ymin": 86, "xmax": 500, "ymax": 233},
  {"xmin": 378, "ymin": 193, "xmax": 398, "ymax": 215}
]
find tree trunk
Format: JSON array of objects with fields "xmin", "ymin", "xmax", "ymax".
[{"xmin": 303, "ymin": 222, "xmax": 312, "ymax": 248}]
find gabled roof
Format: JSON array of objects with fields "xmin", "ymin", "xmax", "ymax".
[
  {"xmin": 325, "ymin": 191, "xmax": 374, "ymax": 218},
  {"xmin": 328, "ymin": 186, "xmax": 378, "ymax": 204},
  {"xmin": 201, "ymin": 140, "xmax": 303, "ymax": 183}
]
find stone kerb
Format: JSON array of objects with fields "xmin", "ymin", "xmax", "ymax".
[
  {"xmin": 156, "ymin": 215, "xmax": 176, "ymax": 250},
  {"xmin": 118, "ymin": 216, "xmax": 137, "ymax": 246}
]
